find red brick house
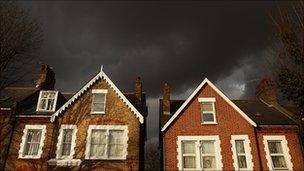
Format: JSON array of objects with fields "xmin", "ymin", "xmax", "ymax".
[
  {"xmin": 159, "ymin": 78, "xmax": 303, "ymax": 170},
  {"xmin": 1, "ymin": 64, "xmax": 147, "ymax": 170}
]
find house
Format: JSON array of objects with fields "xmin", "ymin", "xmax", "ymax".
[
  {"xmin": 1, "ymin": 64, "xmax": 148, "ymax": 171},
  {"xmin": 159, "ymin": 78, "xmax": 304, "ymax": 170}
]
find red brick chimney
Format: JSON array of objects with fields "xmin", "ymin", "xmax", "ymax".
[
  {"xmin": 36, "ymin": 64, "xmax": 55, "ymax": 90},
  {"xmin": 163, "ymin": 83, "xmax": 170, "ymax": 115},
  {"xmin": 255, "ymin": 78, "xmax": 277, "ymax": 104},
  {"xmin": 134, "ymin": 77, "xmax": 142, "ymax": 109}
]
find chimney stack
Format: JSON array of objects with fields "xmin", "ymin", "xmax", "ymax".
[
  {"xmin": 163, "ymin": 83, "xmax": 170, "ymax": 115},
  {"xmin": 255, "ymin": 78, "xmax": 277, "ymax": 104},
  {"xmin": 134, "ymin": 77, "xmax": 143, "ymax": 110},
  {"xmin": 36, "ymin": 64, "xmax": 55, "ymax": 90}
]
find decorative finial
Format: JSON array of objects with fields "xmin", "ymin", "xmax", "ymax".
[{"xmin": 100, "ymin": 65, "xmax": 103, "ymax": 72}]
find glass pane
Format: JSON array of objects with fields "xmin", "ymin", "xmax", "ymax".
[
  {"xmin": 202, "ymin": 103, "xmax": 213, "ymax": 111},
  {"xmin": 27, "ymin": 130, "xmax": 41, "ymax": 143},
  {"xmin": 93, "ymin": 103, "xmax": 105, "ymax": 112},
  {"xmin": 201, "ymin": 141, "xmax": 215, "ymax": 154},
  {"xmin": 47, "ymin": 99, "xmax": 54, "ymax": 110},
  {"xmin": 109, "ymin": 144, "xmax": 124, "ymax": 158},
  {"xmin": 63, "ymin": 129, "xmax": 73, "ymax": 143},
  {"xmin": 203, "ymin": 113, "xmax": 214, "ymax": 122},
  {"xmin": 183, "ymin": 156, "xmax": 196, "ymax": 168},
  {"xmin": 41, "ymin": 92, "xmax": 48, "ymax": 98},
  {"xmin": 90, "ymin": 144, "xmax": 106, "ymax": 157},
  {"xmin": 235, "ymin": 140, "xmax": 245, "ymax": 153},
  {"xmin": 91, "ymin": 130, "xmax": 107, "ymax": 144},
  {"xmin": 39, "ymin": 99, "xmax": 47, "ymax": 110},
  {"xmin": 48, "ymin": 92, "xmax": 56, "ymax": 98},
  {"xmin": 268, "ymin": 141, "xmax": 283, "ymax": 154},
  {"xmin": 271, "ymin": 156, "xmax": 287, "ymax": 168},
  {"xmin": 94, "ymin": 93, "xmax": 105, "ymax": 103},
  {"xmin": 62, "ymin": 143, "xmax": 71, "ymax": 156},
  {"xmin": 182, "ymin": 141, "xmax": 195, "ymax": 154},
  {"xmin": 109, "ymin": 130, "xmax": 124, "ymax": 144},
  {"xmin": 202, "ymin": 156, "xmax": 216, "ymax": 169},
  {"xmin": 237, "ymin": 155, "xmax": 247, "ymax": 168}
]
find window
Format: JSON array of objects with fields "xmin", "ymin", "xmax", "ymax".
[
  {"xmin": 182, "ymin": 141, "xmax": 196, "ymax": 169},
  {"xmin": 263, "ymin": 136, "xmax": 293, "ymax": 170},
  {"xmin": 177, "ymin": 136, "xmax": 222, "ymax": 170},
  {"xmin": 56, "ymin": 125, "xmax": 77, "ymax": 159},
  {"xmin": 36, "ymin": 91, "xmax": 58, "ymax": 112},
  {"xmin": 198, "ymin": 98, "xmax": 216, "ymax": 124},
  {"xmin": 231, "ymin": 135, "xmax": 253, "ymax": 170},
  {"xmin": 91, "ymin": 89, "xmax": 108, "ymax": 114},
  {"xmin": 85, "ymin": 125, "xmax": 128, "ymax": 160},
  {"xmin": 19, "ymin": 125, "xmax": 46, "ymax": 159}
]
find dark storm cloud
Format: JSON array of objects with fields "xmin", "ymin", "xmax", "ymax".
[{"xmin": 20, "ymin": 1, "xmax": 287, "ymax": 137}]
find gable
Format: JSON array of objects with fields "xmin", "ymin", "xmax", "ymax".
[
  {"xmin": 51, "ymin": 70, "xmax": 144, "ymax": 123},
  {"xmin": 161, "ymin": 78, "xmax": 257, "ymax": 132}
]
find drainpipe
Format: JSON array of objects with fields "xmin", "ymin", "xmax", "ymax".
[
  {"xmin": 2, "ymin": 102, "xmax": 18, "ymax": 171},
  {"xmin": 254, "ymin": 126, "xmax": 263, "ymax": 171}
]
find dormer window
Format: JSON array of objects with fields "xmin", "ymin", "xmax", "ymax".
[
  {"xmin": 198, "ymin": 98, "xmax": 217, "ymax": 124},
  {"xmin": 36, "ymin": 91, "xmax": 58, "ymax": 112},
  {"xmin": 91, "ymin": 89, "xmax": 108, "ymax": 114}
]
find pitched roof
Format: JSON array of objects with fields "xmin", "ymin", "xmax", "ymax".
[
  {"xmin": 0, "ymin": 87, "xmax": 38, "ymax": 108},
  {"xmin": 50, "ymin": 69, "xmax": 144, "ymax": 123},
  {"xmin": 161, "ymin": 78, "xmax": 257, "ymax": 132}
]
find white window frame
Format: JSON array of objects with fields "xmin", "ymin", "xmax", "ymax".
[
  {"xmin": 177, "ymin": 135, "xmax": 223, "ymax": 170},
  {"xmin": 55, "ymin": 125, "xmax": 77, "ymax": 159},
  {"xmin": 85, "ymin": 125, "xmax": 128, "ymax": 160},
  {"xmin": 263, "ymin": 135, "xmax": 293, "ymax": 170},
  {"xmin": 91, "ymin": 89, "xmax": 108, "ymax": 114},
  {"xmin": 19, "ymin": 125, "xmax": 46, "ymax": 159},
  {"xmin": 230, "ymin": 135, "xmax": 254, "ymax": 170},
  {"xmin": 198, "ymin": 97, "xmax": 217, "ymax": 124},
  {"xmin": 36, "ymin": 90, "xmax": 58, "ymax": 112}
]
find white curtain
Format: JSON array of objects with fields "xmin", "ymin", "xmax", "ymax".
[
  {"xmin": 90, "ymin": 130, "xmax": 107, "ymax": 157},
  {"xmin": 108, "ymin": 130, "xmax": 124, "ymax": 158},
  {"xmin": 24, "ymin": 129, "xmax": 41, "ymax": 155}
]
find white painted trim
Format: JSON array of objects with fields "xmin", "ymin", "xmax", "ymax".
[
  {"xmin": 263, "ymin": 135, "xmax": 293, "ymax": 170},
  {"xmin": 51, "ymin": 71, "xmax": 144, "ymax": 123},
  {"xmin": 200, "ymin": 100, "xmax": 217, "ymax": 124},
  {"xmin": 36, "ymin": 90, "xmax": 59, "ymax": 112},
  {"xmin": 85, "ymin": 125, "xmax": 128, "ymax": 160},
  {"xmin": 48, "ymin": 159, "xmax": 81, "ymax": 166},
  {"xmin": 18, "ymin": 125, "xmax": 47, "ymax": 159},
  {"xmin": 0, "ymin": 108, "xmax": 12, "ymax": 110},
  {"xmin": 92, "ymin": 89, "xmax": 108, "ymax": 94},
  {"xmin": 55, "ymin": 125, "xmax": 77, "ymax": 159},
  {"xmin": 230, "ymin": 135, "xmax": 254, "ymax": 170},
  {"xmin": 177, "ymin": 135, "xmax": 223, "ymax": 170},
  {"xmin": 198, "ymin": 97, "xmax": 216, "ymax": 102},
  {"xmin": 161, "ymin": 78, "xmax": 257, "ymax": 132}
]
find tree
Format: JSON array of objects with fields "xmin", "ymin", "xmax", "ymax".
[
  {"xmin": 269, "ymin": 1, "xmax": 304, "ymax": 119},
  {"xmin": 0, "ymin": 1, "xmax": 42, "ymax": 93}
]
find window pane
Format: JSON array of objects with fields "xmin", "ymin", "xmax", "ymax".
[
  {"xmin": 90, "ymin": 130, "xmax": 107, "ymax": 157},
  {"xmin": 62, "ymin": 129, "xmax": 73, "ymax": 143},
  {"xmin": 202, "ymin": 103, "xmax": 213, "ymax": 111},
  {"xmin": 183, "ymin": 156, "xmax": 196, "ymax": 168},
  {"xmin": 237, "ymin": 156, "xmax": 247, "ymax": 168},
  {"xmin": 109, "ymin": 130, "xmax": 124, "ymax": 144},
  {"xmin": 62, "ymin": 143, "xmax": 71, "ymax": 156},
  {"xmin": 24, "ymin": 130, "xmax": 42, "ymax": 155},
  {"xmin": 182, "ymin": 141, "xmax": 195, "ymax": 154},
  {"xmin": 203, "ymin": 113, "xmax": 214, "ymax": 122},
  {"xmin": 93, "ymin": 103, "xmax": 105, "ymax": 112},
  {"xmin": 47, "ymin": 99, "xmax": 54, "ymax": 110},
  {"xmin": 235, "ymin": 140, "xmax": 245, "ymax": 153},
  {"xmin": 109, "ymin": 144, "xmax": 124, "ymax": 158},
  {"xmin": 271, "ymin": 156, "xmax": 287, "ymax": 168},
  {"xmin": 268, "ymin": 141, "xmax": 283, "ymax": 154},
  {"xmin": 202, "ymin": 156, "xmax": 216, "ymax": 169},
  {"xmin": 39, "ymin": 99, "xmax": 47, "ymax": 110},
  {"xmin": 94, "ymin": 93, "xmax": 105, "ymax": 103},
  {"xmin": 201, "ymin": 141, "xmax": 215, "ymax": 154}
]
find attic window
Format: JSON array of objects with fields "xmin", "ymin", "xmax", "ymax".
[
  {"xmin": 198, "ymin": 98, "xmax": 217, "ymax": 124},
  {"xmin": 91, "ymin": 89, "xmax": 108, "ymax": 114},
  {"xmin": 36, "ymin": 91, "xmax": 58, "ymax": 112}
]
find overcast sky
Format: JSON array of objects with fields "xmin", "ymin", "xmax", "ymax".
[{"xmin": 21, "ymin": 1, "xmax": 287, "ymax": 138}]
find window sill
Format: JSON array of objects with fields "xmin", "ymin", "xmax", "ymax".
[
  {"xmin": 84, "ymin": 157, "xmax": 127, "ymax": 160},
  {"xmin": 48, "ymin": 159, "xmax": 81, "ymax": 166},
  {"xmin": 18, "ymin": 155, "xmax": 41, "ymax": 159},
  {"xmin": 201, "ymin": 122, "xmax": 218, "ymax": 125}
]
